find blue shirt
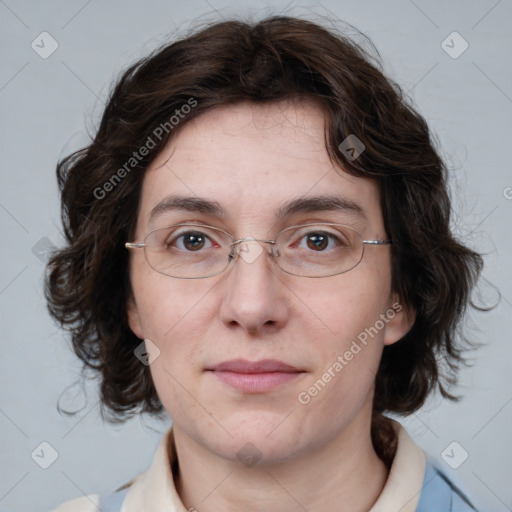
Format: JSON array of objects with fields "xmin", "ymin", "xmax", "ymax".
[{"xmin": 416, "ymin": 461, "xmax": 477, "ymax": 511}]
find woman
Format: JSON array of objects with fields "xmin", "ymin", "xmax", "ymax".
[{"xmin": 47, "ymin": 15, "xmax": 481, "ymax": 511}]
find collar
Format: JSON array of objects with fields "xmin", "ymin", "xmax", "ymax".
[
  {"xmin": 369, "ymin": 420, "xmax": 426, "ymax": 512},
  {"xmin": 123, "ymin": 420, "xmax": 426, "ymax": 512}
]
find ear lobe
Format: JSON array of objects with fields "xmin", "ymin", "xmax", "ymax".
[
  {"xmin": 127, "ymin": 295, "xmax": 144, "ymax": 339},
  {"xmin": 383, "ymin": 299, "xmax": 416, "ymax": 346}
]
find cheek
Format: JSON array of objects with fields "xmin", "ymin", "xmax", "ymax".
[
  {"xmin": 130, "ymin": 267, "xmax": 216, "ymax": 400},
  {"xmin": 134, "ymin": 276, "xmax": 214, "ymax": 419},
  {"xmin": 131, "ymin": 259, "xmax": 211, "ymax": 341},
  {"xmin": 298, "ymin": 284, "xmax": 388, "ymax": 423},
  {"xmin": 303, "ymin": 266, "xmax": 391, "ymax": 343},
  {"xmin": 296, "ymin": 263, "xmax": 392, "ymax": 405}
]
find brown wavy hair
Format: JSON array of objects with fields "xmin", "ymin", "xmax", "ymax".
[{"xmin": 45, "ymin": 15, "xmax": 483, "ymax": 425}]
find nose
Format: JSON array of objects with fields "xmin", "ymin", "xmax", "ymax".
[{"xmin": 218, "ymin": 239, "xmax": 289, "ymax": 335}]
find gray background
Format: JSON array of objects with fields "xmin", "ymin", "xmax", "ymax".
[{"xmin": 1, "ymin": 1, "xmax": 511, "ymax": 511}]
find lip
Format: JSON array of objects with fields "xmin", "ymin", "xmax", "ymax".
[
  {"xmin": 206, "ymin": 359, "xmax": 305, "ymax": 393},
  {"xmin": 207, "ymin": 358, "xmax": 301, "ymax": 373}
]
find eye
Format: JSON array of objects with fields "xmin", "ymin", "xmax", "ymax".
[
  {"xmin": 295, "ymin": 229, "xmax": 350, "ymax": 252},
  {"xmin": 169, "ymin": 230, "xmax": 215, "ymax": 252}
]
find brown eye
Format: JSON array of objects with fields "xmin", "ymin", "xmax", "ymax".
[
  {"xmin": 170, "ymin": 231, "xmax": 212, "ymax": 251},
  {"xmin": 182, "ymin": 232, "xmax": 206, "ymax": 251},
  {"xmin": 306, "ymin": 233, "xmax": 329, "ymax": 251}
]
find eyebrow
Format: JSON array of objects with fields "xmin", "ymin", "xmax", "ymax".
[
  {"xmin": 148, "ymin": 193, "xmax": 367, "ymax": 224},
  {"xmin": 276, "ymin": 195, "xmax": 366, "ymax": 221},
  {"xmin": 149, "ymin": 195, "xmax": 225, "ymax": 222}
]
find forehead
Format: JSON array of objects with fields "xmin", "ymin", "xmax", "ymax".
[{"xmin": 135, "ymin": 101, "xmax": 383, "ymax": 233}]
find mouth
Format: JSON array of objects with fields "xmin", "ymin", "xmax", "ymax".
[{"xmin": 205, "ymin": 359, "xmax": 306, "ymax": 393}]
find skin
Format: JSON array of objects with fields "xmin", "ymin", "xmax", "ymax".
[{"xmin": 127, "ymin": 100, "xmax": 415, "ymax": 512}]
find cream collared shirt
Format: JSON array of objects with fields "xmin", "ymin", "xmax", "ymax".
[{"xmin": 52, "ymin": 422, "xmax": 426, "ymax": 512}]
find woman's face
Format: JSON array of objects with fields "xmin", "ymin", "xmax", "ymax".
[{"xmin": 127, "ymin": 100, "xmax": 412, "ymax": 464}]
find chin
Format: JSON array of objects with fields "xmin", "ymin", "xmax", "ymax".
[{"xmin": 212, "ymin": 417, "xmax": 302, "ymax": 461}]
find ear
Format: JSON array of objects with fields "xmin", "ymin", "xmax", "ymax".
[
  {"xmin": 383, "ymin": 297, "xmax": 416, "ymax": 346},
  {"xmin": 127, "ymin": 294, "xmax": 144, "ymax": 339}
]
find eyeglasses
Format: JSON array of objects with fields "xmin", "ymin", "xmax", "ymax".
[{"xmin": 125, "ymin": 223, "xmax": 391, "ymax": 279}]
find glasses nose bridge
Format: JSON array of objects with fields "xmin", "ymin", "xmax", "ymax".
[{"xmin": 229, "ymin": 236, "xmax": 277, "ymax": 262}]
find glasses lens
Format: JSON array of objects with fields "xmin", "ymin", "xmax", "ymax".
[
  {"xmin": 275, "ymin": 223, "xmax": 363, "ymax": 277},
  {"xmin": 144, "ymin": 225, "xmax": 232, "ymax": 278}
]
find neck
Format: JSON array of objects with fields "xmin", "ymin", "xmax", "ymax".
[{"xmin": 172, "ymin": 414, "xmax": 393, "ymax": 512}]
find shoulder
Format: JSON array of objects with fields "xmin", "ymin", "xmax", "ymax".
[
  {"xmin": 416, "ymin": 461, "xmax": 477, "ymax": 512},
  {"xmin": 50, "ymin": 494, "xmax": 100, "ymax": 512}
]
